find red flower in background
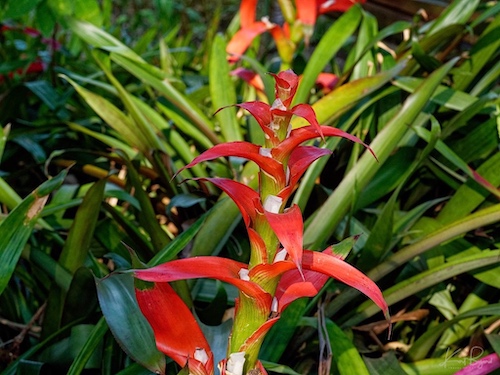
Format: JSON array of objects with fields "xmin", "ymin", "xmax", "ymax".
[{"xmin": 227, "ymin": 0, "xmax": 366, "ymax": 62}]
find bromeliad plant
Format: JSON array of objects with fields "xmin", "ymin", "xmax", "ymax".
[{"xmin": 131, "ymin": 70, "xmax": 388, "ymax": 375}]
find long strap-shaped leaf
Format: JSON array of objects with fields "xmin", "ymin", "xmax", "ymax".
[
  {"xmin": 303, "ymin": 57, "xmax": 460, "ymax": 249},
  {"xmin": 0, "ymin": 169, "xmax": 67, "ymax": 295},
  {"xmin": 325, "ymin": 203, "xmax": 500, "ymax": 317}
]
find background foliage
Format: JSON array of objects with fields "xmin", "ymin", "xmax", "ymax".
[{"xmin": 0, "ymin": 0, "xmax": 499, "ymax": 374}]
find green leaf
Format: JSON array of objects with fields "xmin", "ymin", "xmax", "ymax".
[
  {"xmin": 327, "ymin": 320, "xmax": 370, "ymax": 375},
  {"xmin": 58, "ymin": 178, "xmax": 106, "ymax": 274},
  {"xmin": 260, "ymin": 299, "xmax": 308, "ymax": 362},
  {"xmin": 209, "ymin": 33, "xmax": 242, "ymax": 142},
  {"xmin": 392, "ymin": 77, "xmax": 477, "ymax": 112},
  {"xmin": 293, "ymin": 5, "xmax": 363, "ymax": 105},
  {"xmin": 148, "ymin": 211, "xmax": 208, "ymax": 266},
  {"xmin": 407, "ymin": 303, "xmax": 500, "ymax": 361},
  {"xmin": 304, "ymin": 57, "xmax": 459, "ymax": 249},
  {"xmin": 67, "ymin": 122, "xmax": 137, "ymax": 159},
  {"xmin": 0, "ymin": 169, "xmax": 67, "ymax": 295},
  {"xmin": 437, "ymin": 152, "xmax": 500, "ymax": 224},
  {"xmin": 109, "ymin": 52, "xmax": 220, "ymax": 145},
  {"xmin": 363, "ymin": 351, "xmax": 407, "ymax": 375},
  {"xmin": 326, "ymin": 203, "xmax": 500, "ymax": 317},
  {"xmin": 427, "ymin": 0, "xmax": 480, "ymax": 36},
  {"xmin": 452, "ymin": 11, "xmax": 500, "ymax": 92},
  {"xmin": 61, "ymin": 75, "xmax": 150, "ymax": 154},
  {"xmin": 47, "ymin": 0, "xmax": 74, "ymax": 18},
  {"xmin": 66, "ymin": 18, "xmax": 144, "ymax": 63},
  {"xmin": 116, "ymin": 151, "xmax": 171, "ymax": 252},
  {"xmin": 73, "ymin": 0, "xmax": 102, "ymax": 25},
  {"xmin": 67, "ymin": 319, "xmax": 107, "ymax": 375},
  {"xmin": 96, "ymin": 273, "xmax": 166, "ymax": 374},
  {"xmin": 344, "ymin": 250, "xmax": 500, "ymax": 327},
  {"xmin": 3, "ymin": 0, "xmax": 41, "ymax": 19},
  {"xmin": 414, "ymin": 126, "xmax": 500, "ymax": 199}
]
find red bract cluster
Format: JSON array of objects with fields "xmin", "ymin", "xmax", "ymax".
[{"xmin": 134, "ymin": 70, "xmax": 387, "ymax": 375}]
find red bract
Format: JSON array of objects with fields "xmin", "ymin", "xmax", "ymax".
[
  {"xmin": 134, "ymin": 257, "xmax": 271, "ymax": 307},
  {"xmin": 231, "ymin": 68, "xmax": 265, "ymax": 93},
  {"xmin": 136, "ymin": 282, "xmax": 213, "ymax": 375},
  {"xmin": 133, "ymin": 69, "xmax": 388, "ymax": 375},
  {"xmin": 265, "ymin": 205, "xmax": 304, "ymax": 272},
  {"xmin": 227, "ymin": 0, "xmax": 365, "ymax": 62},
  {"xmin": 296, "ymin": 0, "xmax": 367, "ymax": 27}
]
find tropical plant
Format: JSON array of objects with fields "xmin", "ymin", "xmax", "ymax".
[{"xmin": 0, "ymin": 0, "xmax": 499, "ymax": 374}]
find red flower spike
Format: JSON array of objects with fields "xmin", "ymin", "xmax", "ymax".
[
  {"xmin": 226, "ymin": 21, "xmax": 269, "ymax": 63},
  {"xmin": 134, "ymin": 257, "xmax": 272, "ymax": 310},
  {"xmin": 135, "ymin": 282, "xmax": 213, "ymax": 375},
  {"xmin": 264, "ymin": 205, "xmax": 304, "ymax": 272},
  {"xmin": 180, "ymin": 142, "xmax": 286, "ymax": 187},
  {"xmin": 193, "ymin": 177, "xmax": 261, "ymax": 227},
  {"xmin": 275, "ymin": 262, "xmax": 330, "ymax": 311},
  {"xmin": 270, "ymin": 70, "xmax": 299, "ymax": 108}
]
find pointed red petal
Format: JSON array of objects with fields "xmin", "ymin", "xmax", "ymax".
[
  {"xmin": 226, "ymin": 21, "xmax": 269, "ymax": 62},
  {"xmin": 193, "ymin": 177, "xmax": 260, "ymax": 227},
  {"xmin": 264, "ymin": 205, "xmax": 304, "ymax": 271},
  {"xmin": 235, "ymin": 101, "xmax": 277, "ymax": 142},
  {"xmin": 239, "ymin": 0, "xmax": 258, "ymax": 28},
  {"xmin": 270, "ymin": 69, "xmax": 299, "ymax": 108},
  {"xmin": 278, "ymin": 146, "xmax": 332, "ymax": 201},
  {"xmin": 316, "ymin": 72, "xmax": 338, "ymax": 93},
  {"xmin": 275, "ymin": 262, "xmax": 329, "ymax": 310},
  {"xmin": 301, "ymin": 249, "xmax": 389, "ymax": 318},
  {"xmin": 290, "ymin": 104, "xmax": 324, "ymax": 140},
  {"xmin": 181, "ymin": 142, "xmax": 286, "ymax": 186},
  {"xmin": 134, "ymin": 257, "xmax": 271, "ymax": 308},
  {"xmin": 275, "ymin": 125, "xmax": 376, "ymax": 161},
  {"xmin": 288, "ymin": 146, "xmax": 331, "ymax": 186},
  {"xmin": 231, "ymin": 68, "xmax": 265, "ymax": 92},
  {"xmin": 277, "ymin": 281, "xmax": 319, "ymax": 311},
  {"xmin": 135, "ymin": 282, "xmax": 213, "ymax": 374},
  {"xmin": 295, "ymin": 0, "xmax": 318, "ymax": 25}
]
